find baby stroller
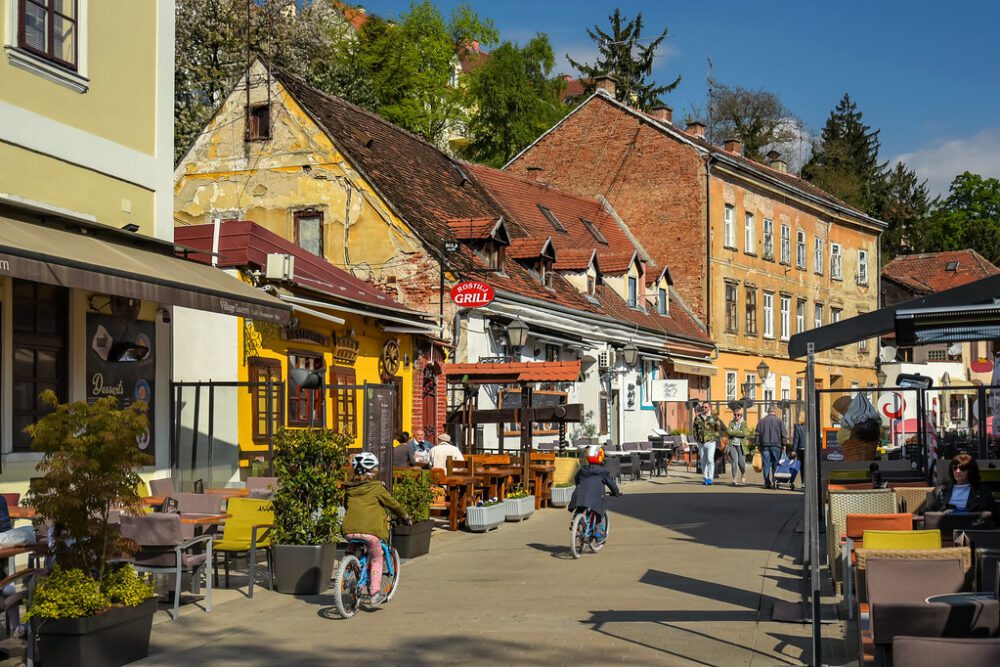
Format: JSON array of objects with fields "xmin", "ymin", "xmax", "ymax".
[{"xmin": 773, "ymin": 452, "xmax": 801, "ymax": 490}]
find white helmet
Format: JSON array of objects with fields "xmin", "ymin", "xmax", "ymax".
[
  {"xmin": 585, "ymin": 444, "xmax": 605, "ymax": 465},
  {"xmin": 352, "ymin": 452, "xmax": 379, "ymax": 475}
]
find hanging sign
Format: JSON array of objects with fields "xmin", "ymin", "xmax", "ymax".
[
  {"xmin": 651, "ymin": 379, "xmax": 689, "ymax": 402},
  {"xmin": 450, "ymin": 281, "xmax": 495, "ymax": 308}
]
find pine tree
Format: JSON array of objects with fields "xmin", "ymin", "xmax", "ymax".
[
  {"xmin": 880, "ymin": 162, "xmax": 933, "ymax": 262},
  {"xmin": 802, "ymin": 94, "xmax": 887, "ymax": 215},
  {"xmin": 566, "ymin": 8, "xmax": 680, "ymax": 111}
]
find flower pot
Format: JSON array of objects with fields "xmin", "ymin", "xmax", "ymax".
[
  {"xmin": 549, "ymin": 485, "xmax": 575, "ymax": 508},
  {"xmin": 35, "ymin": 597, "xmax": 157, "ymax": 667},
  {"xmin": 503, "ymin": 496, "xmax": 535, "ymax": 521},
  {"xmin": 465, "ymin": 503, "xmax": 505, "ymax": 532},
  {"xmin": 273, "ymin": 543, "xmax": 337, "ymax": 596},
  {"xmin": 391, "ymin": 519, "xmax": 433, "ymax": 559}
]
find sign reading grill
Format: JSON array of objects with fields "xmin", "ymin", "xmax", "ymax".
[{"xmin": 450, "ymin": 281, "xmax": 495, "ymax": 308}]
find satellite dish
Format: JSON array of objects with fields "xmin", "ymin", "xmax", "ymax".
[
  {"xmin": 879, "ymin": 346, "xmax": 897, "ymax": 363},
  {"xmin": 947, "ymin": 343, "xmax": 962, "ymax": 356}
]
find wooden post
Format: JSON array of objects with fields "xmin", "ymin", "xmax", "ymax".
[{"xmin": 520, "ymin": 383, "xmax": 532, "ymax": 489}]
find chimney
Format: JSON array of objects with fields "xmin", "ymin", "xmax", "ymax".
[
  {"xmin": 766, "ymin": 149, "xmax": 788, "ymax": 173},
  {"xmin": 594, "ymin": 75, "xmax": 617, "ymax": 97},
  {"xmin": 650, "ymin": 104, "xmax": 673, "ymax": 125},
  {"xmin": 526, "ymin": 166, "xmax": 545, "ymax": 183},
  {"xmin": 685, "ymin": 121, "xmax": 706, "ymax": 138},
  {"xmin": 723, "ymin": 137, "xmax": 743, "ymax": 155}
]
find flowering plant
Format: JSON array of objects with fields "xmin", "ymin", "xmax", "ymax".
[
  {"xmin": 505, "ymin": 485, "xmax": 531, "ymax": 500},
  {"xmin": 476, "ymin": 496, "xmax": 501, "ymax": 507}
]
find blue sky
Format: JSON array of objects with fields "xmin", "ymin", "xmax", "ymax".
[{"xmin": 356, "ymin": 1, "xmax": 1000, "ymax": 196}]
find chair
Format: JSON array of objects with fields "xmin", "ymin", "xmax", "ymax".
[
  {"xmin": 925, "ymin": 512, "xmax": 993, "ymax": 545},
  {"xmin": 827, "ymin": 489, "xmax": 897, "ymax": 588},
  {"xmin": 246, "ymin": 477, "xmax": 278, "ymax": 499},
  {"xmin": 863, "ymin": 529, "xmax": 942, "ymax": 551},
  {"xmin": 955, "ymin": 531, "xmax": 1000, "ymax": 592},
  {"xmin": 894, "ymin": 486, "xmax": 934, "ymax": 514},
  {"xmin": 892, "ymin": 637, "xmax": 1000, "ymax": 667},
  {"xmin": 165, "ymin": 493, "xmax": 226, "ymax": 539},
  {"xmin": 119, "ymin": 513, "xmax": 213, "ymax": 620},
  {"xmin": 841, "ymin": 514, "xmax": 915, "ymax": 617},
  {"xmin": 211, "ymin": 498, "xmax": 274, "ymax": 598},
  {"xmin": 148, "ymin": 477, "xmax": 177, "ymax": 498},
  {"xmin": 1, "ymin": 493, "xmax": 20, "ymax": 510},
  {"xmin": 636, "ymin": 441, "xmax": 655, "ymax": 477},
  {"xmin": 854, "ymin": 547, "xmax": 974, "ymax": 623}
]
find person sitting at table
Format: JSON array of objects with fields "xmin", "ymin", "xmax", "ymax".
[
  {"xmin": 924, "ymin": 453, "xmax": 997, "ymax": 518},
  {"xmin": 393, "ymin": 431, "xmax": 431, "ymax": 468},
  {"xmin": 568, "ymin": 445, "xmax": 621, "ymax": 540},
  {"xmin": 428, "ymin": 433, "xmax": 464, "ymax": 471}
]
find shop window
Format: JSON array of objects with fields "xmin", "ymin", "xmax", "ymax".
[
  {"xmin": 18, "ymin": 0, "xmax": 78, "ymax": 70},
  {"xmin": 287, "ymin": 352, "xmax": 324, "ymax": 427},
  {"xmin": 330, "ymin": 366, "xmax": 357, "ymax": 438},
  {"xmin": 248, "ymin": 357, "xmax": 283, "ymax": 443},
  {"xmin": 295, "ymin": 210, "xmax": 324, "ymax": 257}
]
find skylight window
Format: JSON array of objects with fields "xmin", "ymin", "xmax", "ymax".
[
  {"xmin": 946, "ymin": 260, "xmax": 960, "ymax": 272},
  {"xmin": 537, "ymin": 205, "xmax": 567, "ymax": 233},
  {"xmin": 580, "ymin": 218, "xmax": 608, "ymax": 245}
]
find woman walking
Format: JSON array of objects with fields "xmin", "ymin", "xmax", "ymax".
[{"xmin": 727, "ymin": 408, "xmax": 750, "ymax": 486}]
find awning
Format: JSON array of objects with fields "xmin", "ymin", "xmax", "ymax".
[
  {"xmin": 445, "ymin": 360, "xmax": 582, "ymax": 385},
  {"xmin": 0, "ymin": 215, "xmax": 290, "ymax": 322},
  {"xmin": 667, "ymin": 354, "xmax": 717, "ymax": 377}
]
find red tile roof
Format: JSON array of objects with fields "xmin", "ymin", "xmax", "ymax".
[
  {"xmin": 554, "ymin": 248, "xmax": 597, "ymax": 271},
  {"xmin": 600, "ymin": 252, "xmax": 638, "ymax": 274},
  {"xmin": 559, "ymin": 76, "xmax": 587, "ymax": 103},
  {"xmin": 593, "ymin": 284, "xmax": 712, "ymax": 348},
  {"xmin": 457, "ymin": 42, "xmax": 490, "ymax": 73},
  {"xmin": 444, "ymin": 360, "xmax": 581, "ymax": 383},
  {"xmin": 507, "ymin": 237, "xmax": 553, "ymax": 260},
  {"xmin": 882, "ymin": 250, "xmax": 1000, "ymax": 295},
  {"xmin": 447, "ymin": 217, "xmax": 502, "ymax": 240}
]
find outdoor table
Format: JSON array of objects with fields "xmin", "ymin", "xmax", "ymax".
[
  {"xmin": 435, "ymin": 475, "xmax": 478, "ymax": 531},
  {"xmin": 529, "ymin": 464, "xmax": 555, "ymax": 509},
  {"xmin": 925, "ymin": 592, "xmax": 997, "ymax": 604},
  {"xmin": 205, "ymin": 488, "xmax": 249, "ymax": 498},
  {"xmin": 473, "ymin": 469, "xmax": 512, "ymax": 500},
  {"xmin": 180, "ymin": 512, "xmax": 231, "ymax": 539},
  {"xmin": 651, "ymin": 448, "xmax": 671, "ymax": 476}
]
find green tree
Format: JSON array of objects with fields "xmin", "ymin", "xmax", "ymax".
[
  {"xmin": 706, "ymin": 78, "xmax": 802, "ymax": 162},
  {"xmin": 915, "ymin": 172, "xmax": 1000, "ymax": 264},
  {"xmin": 880, "ymin": 162, "xmax": 934, "ymax": 261},
  {"xmin": 567, "ymin": 8, "xmax": 680, "ymax": 111},
  {"xmin": 463, "ymin": 34, "xmax": 568, "ymax": 166},
  {"xmin": 802, "ymin": 93, "xmax": 887, "ymax": 215}
]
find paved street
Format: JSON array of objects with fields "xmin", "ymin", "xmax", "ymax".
[{"xmin": 134, "ymin": 470, "xmax": 850, "ymax": 667}]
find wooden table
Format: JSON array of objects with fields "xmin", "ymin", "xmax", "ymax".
[
  {"xmin": 205, "ymin": 488, "xmax": 249, "ymax": 498},
  {"xmin": 8, "ymin": 506, "xmax": 36, "ymax": 520},
  {"xmin": 179, "ymin": 513, "xmax": 231, "ymax": 525},
  {"xmin": 142, "ymin": 496, "xmax": 166, "ymax": 507},
  {"xmin": 437, "ymin": 475, "xmax": 478, "ymax": 531},
  {"xmin": 475, "ymin": 466, "xmax": 521, "ymax": 500},
  {"xmin": 528, "ymin": 464, "xmax": 556, "ymax": 509}
]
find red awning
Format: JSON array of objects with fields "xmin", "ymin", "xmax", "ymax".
[{"xmin": 445, "ymin": 360, "xmax": 582, "ymax": 385}]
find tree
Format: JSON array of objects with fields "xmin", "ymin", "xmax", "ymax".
[
  {"xmin": 914, "ymin": 172, "xmax": 1000, "ymax": 264},
  {"xmin": 880, "ymin": 162, "xmax": 934, "ymax": 261},
  {"xmin": 705, "ymin": 78, "xmax": 802, "ymax": 162},
  {"xmin": 567, "ymin": 8, "xmax": 680, "ymax": 111},
  {"xmin": 802, "ymin": 93, "xmax": 887, "ymax": 215},
  {"xmin": 463, "ymin": 35, "xmax": 568, "ymax": 166}
]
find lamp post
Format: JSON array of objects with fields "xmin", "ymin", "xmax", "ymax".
[
  {"xmin": 622, "ymin": 343, "xmax": 639, "ymax": 367},
  {"xmin": 506, "ymin": 318, "xmax": 529, "ymax": 358},
  {"xmin": 876, "ymin": 368, "xmax": 887, "ymax": 386}
]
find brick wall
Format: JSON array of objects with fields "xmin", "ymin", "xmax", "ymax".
[{"xmin": 508, "ymin": 96, "xmax": 709, "ymax": 319}]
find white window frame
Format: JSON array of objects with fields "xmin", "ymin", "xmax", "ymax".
[
  {"xmin": 763, "ymin": 291, "xmax": 774, "ymax": 339},
  {"xmin": 780, "ymin": 224, "xmax": 791, "ymax": 264},
  {"xmin": 814, "ymin": 237, "xmax": 824, "ymax": 274},
  {"xmin": 4, "ymin": 0, "xmax": 91, "ymax": 93},
  {"xmin": 857, "ymin": 249, "xmax": 868, "ymax": 285},
  {"xmin": 832, "ymin": 307, "xmax": 842, "ymax": 324},
  {"xmin": 796, "ymin": 298, "xmax": 805, "ymax": 334},
  {"xmin": 796, "ymin": 230, "xmax": 806, "ymax": 269},
  {"xmin": 780, "ymin": 295, "xmax": 790, "ymax": 341},
  {"xmin": 723, "ymin": 204, "xmax": 736, "ymax": 249},
  {"xmin": 831, "ymin": 243, "xmax": 843, "ymax": 280},
  {"xmin": 726, "ymin": 371, "xmax": 738, "ymax": 402},
  {"xmin": 814, "ymin": 303, "xmax": 823, "ymax": 329},
  {"xmin": 744, "ymin": 212, "xmax": 755, "ymax": 255},
  {"xmin": 744, "ymin": 374, "xmax": 757, "ymax": 399},
  {"xmin": 763, "ymin": 219, "xmax": 774, "ymax": 260}
]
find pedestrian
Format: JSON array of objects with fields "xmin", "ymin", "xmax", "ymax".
[
  {"xmin": 693, "ymin": 401, "xmax": 723, "ymax": 486},
  {"xmin": 755, "ymin": 406, "xmax": 788, "ymax": 489},
  {"xmin": 792, "ymin": 415, "xmax": 807, "ymax": 488},
  {"xmin": 428, "ymin": 433, "xmax": 464, "ymax": 471},
  {"xmin": 727, "ymin": 408, "xmax": 750, "ymax": 486}
]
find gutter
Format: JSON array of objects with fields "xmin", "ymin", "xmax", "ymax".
[{"xmin": 704, "ymin": 153, "xmax": 714, "ymax": 337}]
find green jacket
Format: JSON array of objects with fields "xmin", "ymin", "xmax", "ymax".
[
  {"xmin": 341, "ymin": 480, "xmax": 407, "ymax": 541},
  {"xmin": 728, "ymin": 418, "xmax": 752, "ymax": 453},
  {"xmin": 694, "ymin": 413, "xmax": 723, "ymax": 443}
]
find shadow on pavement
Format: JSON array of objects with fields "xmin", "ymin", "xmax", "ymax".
[{"xmin": 525, "ymin": 542, "xmax": 576, "ymax": 559}]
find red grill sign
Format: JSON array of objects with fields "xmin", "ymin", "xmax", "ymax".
[{"xmin": 450, "ymin": 281, "xmax": 495, "ymax": 308}]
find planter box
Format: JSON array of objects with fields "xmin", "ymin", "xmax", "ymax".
[
  {"xmin": 392, "ymin": 519, "xmax": 433, "ymax": 559},
  {"xmin": 36, "ymin": 597, "xmax": 157, "ymax": 667},
  {"xmin": 273, "ymin": 543, "xmax": 337, "ymax": 596},
  {"xmin": 504, "ymin": 495, "xmax": 535, "ymax": 522},
  {"xmin": 466, "ymin": 503, "xmax": 505, "ymax": 532},
  {"xmin": 549, "ymin": 485, "xmax": 575, "ymax": 508}
]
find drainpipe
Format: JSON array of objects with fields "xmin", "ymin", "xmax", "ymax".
[{"xmin": 703, "ymin": 154, "xmax": 714, "ymax": 398}]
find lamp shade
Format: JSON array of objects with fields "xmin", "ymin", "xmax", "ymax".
[
  {"xmin": 756, "ymin": 360, "xmax": 770, "ymax": 381},
  {"xmin": 876, "ymin": 369, "xmax": 887, "ymax": 385},
  {"xmin": 622, "ymin": 343, "xmax": 639, "ymax": 367},
  {"xmin": 506, "ymin": 318, "xmax": 529, "ymax": 349}
]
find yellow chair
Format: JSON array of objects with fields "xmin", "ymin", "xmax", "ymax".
[
  {"xmin": 862, "ymin": 529, "xmax": 941, "ymax": 551},
  {"xmin": 830, "ymin": 469, "xmax": 871, "ymax": 481},
  {"xmin": 212, "ymin": 498, "xmax": 275, "ymax": 598}
]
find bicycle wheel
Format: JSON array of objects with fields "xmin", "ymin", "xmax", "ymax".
[
  {"xmin": 590, "ymin": 513, "xmax": 610, "ymax": 552},
  {"xmin": 380, "ymin": 546, "xmax": 402, "ymax": 602},
  {"xmin": 333, "ymin": 554, "xmax": 363, "ymax": 619},
  {"xmin": 570, "ymin": 512, "xmax": 587, "ymax": 559}
]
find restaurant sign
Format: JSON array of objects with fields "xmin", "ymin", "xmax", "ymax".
[{"xmin": 450, "ymin": 281, "xmax": 494, "ymax": 308}]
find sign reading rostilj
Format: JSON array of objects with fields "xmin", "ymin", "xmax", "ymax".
[{"xmin": 450, "ymin": 281, "xmax": 495, "ymax": 308}]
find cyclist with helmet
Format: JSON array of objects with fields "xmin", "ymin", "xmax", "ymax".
[
  {"xmin": 568, "ymin": 445, "xmax": 621, "ymax": 540},
  {"xmin": 342, "ymin": 452, "xmax": 410, "ymax": 605}
]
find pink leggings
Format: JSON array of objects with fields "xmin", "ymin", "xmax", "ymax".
[{"xmin": 346, "ymin": 534, "xmax": 383, "ymax": 594}]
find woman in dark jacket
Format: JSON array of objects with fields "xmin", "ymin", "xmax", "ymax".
[{"xmin": 924, "ymin": 454, "xmax": 998, "ymax": 516}]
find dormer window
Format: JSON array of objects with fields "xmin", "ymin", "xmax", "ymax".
[
  {"xmin": 587, "ymin": 274, "xmax": 596, "ymax": 296},
  {"xmin": 538, "ymin": 258, "xmax": 554, "ymax": 288},
  {"xmin": 658, "ymin": 287, "xmax": 668, "ymax": 315},
  {"xmin": 481, "ymin": 241, "xmax": 505, "ymax": 271},
  {"xmin": 627, "ymin": 275, "xmax": 638, "ymax": 308}
]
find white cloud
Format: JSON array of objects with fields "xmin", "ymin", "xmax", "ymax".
[{"xmin": 894, "ymin": 127, "xmax": 1000, "ymax": 198}]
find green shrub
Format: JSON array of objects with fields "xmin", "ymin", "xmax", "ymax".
[
  {"xmin": 392, "ymin": 471, "xmax": 433, "ymax": 522},
  {"xmin": 555, "ymin": 482, "xmax": 575, "ymax": 488},
  {"xmin": 271, "ymin": 429, "xmax": 350, "ymax": 545},
  {"xmin": 101, "ymin": 565, "xmax": 155, "ymax": 607},
  {"xmin": 26, "ymin": 567, "xmax": 110, "ymax": 621}
]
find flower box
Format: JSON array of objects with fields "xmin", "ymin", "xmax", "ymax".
[
  {"xmin": 503, "ymin": 495, "xmax": 535, "ymax": 522},
  {"xmin": 549, "ymin": 485, "xmax": 575, "ymax": 508},
  {"xmin": 466, "ymin": 503, "xmax": 505, "ymax": 532}
]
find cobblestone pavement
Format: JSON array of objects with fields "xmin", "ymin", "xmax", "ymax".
[{"xmin": 123, "ymin": 472, "xmax": 846, "ymax": 666}]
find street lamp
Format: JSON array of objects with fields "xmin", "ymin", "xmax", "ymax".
[
  {"xmin": 506, "ymin": 318, "xmax": 529, "ymax": 355},
  {"xmin": 876, "ymin": 368, "xmax": 887, "ymax": 386},
  {"xmin": 756, "ymin": 360, "xmax": 770, "ymax": 381},
  {"xmin": 622, "ymin": 343, "xmax": 639, "ymax": 367}
]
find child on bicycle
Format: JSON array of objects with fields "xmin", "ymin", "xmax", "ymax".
[
  {"xmin": 568, "ymin": 445, "xmax": 621, "ymax": 540},
  {"xmin": 342, "ymin": 452, "xmax": 410, "ymax": 605}
]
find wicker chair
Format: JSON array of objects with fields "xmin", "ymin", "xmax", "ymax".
[
  {"xmin": 892, "ymin": 637, "xmax": 1000, "ymax": 667},
  {"xmin": 894, "ymin": 486, "xmax": 934, "ymax": 514},
  {"xmin": 828, "ymin": 489, "xmax": 897, "ymax": 588}
]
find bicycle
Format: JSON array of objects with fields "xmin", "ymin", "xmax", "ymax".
[
  {"xmin": 569, "ymin": 493, "xmax": 620, "ymax": 559},
  {"xmin": 333, "ymin": 534, "xmax": 401, "ymax": 619}
]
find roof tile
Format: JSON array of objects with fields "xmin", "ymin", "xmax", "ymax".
[{"xmin": 882, "ymin": 249, "xmax": 1000, "ymax": 295}]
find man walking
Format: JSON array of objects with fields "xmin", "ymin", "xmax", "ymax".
[
  {"xmin": 755, "ymin": 406, "xmax": 787, "ymax": 489},
  {"xmin": 727, "ymin": 408, "xmax": 750, "ymax": 486},
  {"xmin": 693, "ymin": 401, "xmax": 724, "ymax": 486}
]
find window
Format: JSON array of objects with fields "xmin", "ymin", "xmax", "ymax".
[
  {"xmin": 814, "ymin": 237, "xmax": 824, "ymax": 274},
  {"xmin": 627, "ymin": 275, "xmax": 638, "ymax": 308},
  {"xmin": 599, "ymin": 391, "xmax": 608, "ymax": 434},
  {"xmin": 780, "ymin": 224, "xmax": 791, "ymax": 264},
  {"xmin": 744, "ymin": 374, "xmax": 757, "ymax": 399},
  {"xmin": 725, "ymin": 282, "xmax": 738, "ymax": 333},
  {"xmin": 538, "ymin": 259, "xmax": 554, "ymax": 288},
  {"xmin": 17, "ymin": 0, "xmax": 78, "ymax": 70},
  {"xmin": 537, "ymin": 205, "xmax": 567, "ymax": 233},
  {"xmin": 763, "ymin": 219, "xmax": 774, "ymax": 260},
  {"xmin": 477, "ymin": 240, "xmax": 506, "ymax": 271},
  {"xmin": 763, "ymin": 388, "xmax": 774, "ymax": 402},
  {"xmin": 763, "ymin": 291, "xmax": 774, "ymax": 338},
  {"xmin": 13, "ymin": 280, "xmax": 68, "ymax": 450},
  {"xmin": 546, "ymin": 344, "xmax": 560, "ymax": 362},
  {"xmin": 580, "ymin": 218, "xmax": 608, "ymax": 244},
  {"xmin": 796, "ymin": 230, "xmax": 806, "ymax": 269},
  {"xmin": 831, "ymin": 307, "xmax": 842, "ymax": 324},
  {"xmin": 857, "ymin": 249, "xmax": 869, "ymax": 285},
  {"xmin": 288, "ymin": 352, "xmax": 325, "ymax": 427},
  {"xmin": 814, "ymin": 303, "xmax": 823, "ymax": 329},
  {"xmin": 726, "ymin": 371, "xmax": 738, "ymax": 401},
  {"xmin": 744, "ymin": 212, "xmax": 755, "ymax": 254},
  {"xmin": 796, "ymin": 377, "xmax": 804, "ymax": 402},
  {"xmin": 831, "ymin": 243, "xmax": 843, "ymax": 280},
  {"xmin": 796, "ymin": 298, "xmax": 806, "ymax": 334},
  {"xmin": 745, "ymin": 287, "xmax": 757, "ymax": 336},
  {"xmin": 295, "ymin": 210, "xmax": 324, "ymax": 257},
  {"xmin": 587, "ymin": 274, "xmax": 596, "ymax": 296},
  {"xmin": 246, "ymin": 104, "xmax": 271, "ymax": 141},
  {"xmin": 723, "ymin": 205, "xmax": 736, "ymax": 248},
  {"xmin": 780, "ymin": 295, "xmax": 791, "ymax": 341},
  {"xmin": 858, "ymin": 311, "xmax": 868, "ymax": 352},
  {"xmin": 329, "ymin": 367, "xmax": 357, "ymax": 438},
  {"xmin": 248, "ymin": 357, "xmax": 283, "ymax": 443},
  {"xmin": 658, "ymin": 287, "xmax": 668, "ymax": 315}
]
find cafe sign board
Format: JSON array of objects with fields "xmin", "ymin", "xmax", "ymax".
[{"xmin": 450, "ymin": 281, "xmax": 495, "ymax": 308}]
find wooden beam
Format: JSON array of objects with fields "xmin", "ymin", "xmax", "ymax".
[{"xmin": 445, "ymin": 403, "xmax": 584, "ymax": 425}]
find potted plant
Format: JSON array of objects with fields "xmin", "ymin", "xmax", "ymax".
[
  {"xmin": 271, "ymin": 429, "xmax": 349, "ymax": 596},
  {"xmin": 390, "ymin": 471, "xmax": 434, "ymax": 558},
  {"xmin": 503, "ymin": 485, "xmax": 535, "ymax": 522},
  {"xmin": 550, "ymin": 482, "xmax": 576, "ymax": 508},
  {"xmin": 24, "ymin": 392, "xmax": 157, "ymax": 667},
  {"xmin": 465, "ymin": 497, "xmax": 505, "ymax": 532},
  {"xmin": 570, "ymin": 411, "xmax": 599, "ymax": 446}
]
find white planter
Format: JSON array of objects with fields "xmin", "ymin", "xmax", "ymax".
[
  {"xmin": 466, "ymin": 503, "xmax": 505, "ymax": 532},
  {"xmin": 503, "ymin": 496, "xmax": 535, "ymax": 522},
  {"xmin": 549, "ymin": 485, "xmax": 575, "ymax": 508}
]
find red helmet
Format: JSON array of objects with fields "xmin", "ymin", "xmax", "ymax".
[{"xmin": 585, "ymin": 445, "xmax": 605, "ymax": 465}]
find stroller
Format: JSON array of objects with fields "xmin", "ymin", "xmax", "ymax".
[{"xmin": 772, "ymin": 452, "xmax": 801, "ymax": 490}]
